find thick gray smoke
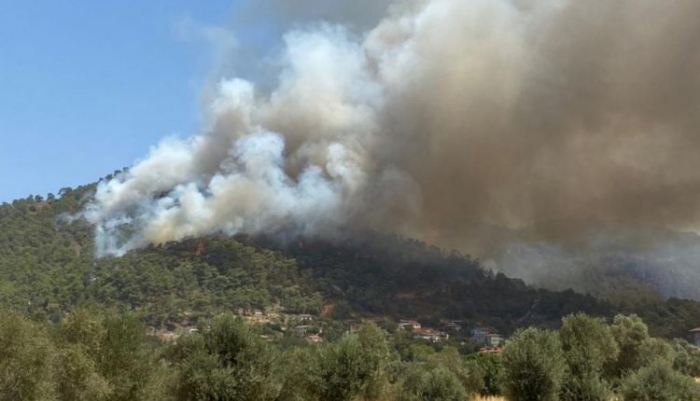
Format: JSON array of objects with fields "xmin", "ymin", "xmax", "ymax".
[{"xmin": 86, "ymin": 0, "xmax": 700, "ymax": 259}]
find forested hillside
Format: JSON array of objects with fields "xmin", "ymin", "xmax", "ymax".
[{"xmin": 2, "ymin": 181, "xmax": 700, "ymax": 339}]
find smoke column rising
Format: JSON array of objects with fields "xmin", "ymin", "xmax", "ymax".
[{"xmin": 85, "ymin": 0, "xmax": 700, "ymax": 257}]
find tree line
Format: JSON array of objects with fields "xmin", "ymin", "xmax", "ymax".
[
  {"xmin": 5, "ymin": 183, "xmax": 700, "ymax": 341},
  {"xmin": 1, "ymin": 308, "xmax": 699, "ymax": 401}
]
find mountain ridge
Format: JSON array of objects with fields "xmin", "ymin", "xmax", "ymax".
[{"xmin": 2, "ymin": 180, "xmax": 700, "ymax": 339}]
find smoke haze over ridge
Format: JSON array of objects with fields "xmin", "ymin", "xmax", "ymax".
[{"xmin": 85, "ymin": 0, "xmax": 700, "ymax": 260}]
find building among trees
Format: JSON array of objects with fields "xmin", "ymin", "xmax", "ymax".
[
  {"xmin": 470, "ymin": 327, "xmax": 504, "ymax": 347},
  {"xmin": 689, "ymin": 326, "xmax": 700, "ymax": 346}
]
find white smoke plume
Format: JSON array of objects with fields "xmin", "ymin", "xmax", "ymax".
[{"xmin": 86, "ymin": 0, "xmax": 700, "ymax": 257}]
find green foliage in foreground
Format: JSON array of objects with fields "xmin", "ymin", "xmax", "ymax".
[
  {"xmin": 0, "ymin": 308, "xmax": 488, "ymax": 401},
  {"xmin": 169, "ymin": 315, "xmax": 278, "ymax": 401},
  {"xmin": 501, "ymin": 327, "xmax": 566, "ymax": 401},
  {"xmin": 0, "ymin": 312, "xmax": 56, "ymax": 401},
  {"xmin": 467, "ymin": 352, "xmax": 503, "ymax": 396},
  {"xmin": 0, "ymin": 308, "xmax": 700, "ymax": 401},
  {"xmin": 498, "ymin": 313, "xmax": 700, "ymax": 401},
  {"xmin": 0, "ymin": 308, "xmax": 169, "ymax": 401},
  {"xmin": 559, "ymin": 313, "xmax": 618, "ymax": 401},
  {"xmin": 620, "ymin": 359, "xmax": 700, "ymax": 401}
]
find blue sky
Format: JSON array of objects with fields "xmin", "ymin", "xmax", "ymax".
[{"xmin": 0, "ymin": 1, "xmax": 240, "ymax": 202}]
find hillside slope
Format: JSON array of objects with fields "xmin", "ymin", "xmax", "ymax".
[{"xmin": 1, "ymin": 182, "xmax": 700, "ymax": 338}]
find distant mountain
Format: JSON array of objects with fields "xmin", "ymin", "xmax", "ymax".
[{"xmin": 482, "ymin": 224, "xmax": 700, "ymax": 303}]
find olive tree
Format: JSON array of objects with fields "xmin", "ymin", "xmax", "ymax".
[
  {"xmin": 559, "ymin": 313, "xmax": 618, "ymax": 401},
  {"xmin": 0, "ymin": 312, "xmax": 56, "ymax": 401},
  {"xmin": 169, "ymin": 314, "xmax": 280, "ymax": 401},
  {"xmin": 620, "ymin": 359, "xmax": 700, "ymax": 401},
  {"xmin": 502, "ymin": 327, "xmax": 566, "ymax": 401}
]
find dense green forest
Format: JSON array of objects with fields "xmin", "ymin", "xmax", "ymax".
[
  {"xmin": 4, "ymin": 182, "xmax": 700, "ymax": 399},
  {"xmin": 2, "ymin": 181, "xmax": 700, "ymax": 340}
]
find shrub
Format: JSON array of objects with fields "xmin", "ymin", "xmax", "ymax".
[
  {"xmin": 426, "ymin": 347, "xmax": 482, "ymax": 395},
  {"xmin": 608, "ymin": 314, "xmax": 650, "ymax": 377},
  {"xmin": 0, "ymin": 312, "xmax": 56, "ymax": 401},
  {"xmin": 620, "ymin": 359, "xmax": 700, "ymax": 401},
  {"xmin": 467, "ymin": 352, "xmax": 503, "ymax": 396},
  {"xmin": 559, "ymin": 313, "xmax": 618, "ymax": 401},
  {"xmin": 169, "ymin": 314, "xmax": 280, "ymax": 401},
  {"xmin": 397, "ymin": 364, "xmax": 467, "ymax": 401},
  {"xmin": 673, "ymin": 339, "xmax": 700, "ymax": 377},
  {"xmin": 501, "ymin": 327, "xmax": 565, "ymax": 401}
]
